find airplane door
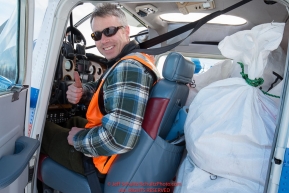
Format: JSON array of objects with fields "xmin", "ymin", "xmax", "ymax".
[
  {"xmin": 0, "ymin": 0, "xmax": 39, "ymax": 193},
  {"xmin": 265, "ymin": 29, "xmax": 289, "ymax": 192}
]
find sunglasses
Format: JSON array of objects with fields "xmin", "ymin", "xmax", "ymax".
[{"xmin": 91, "ymin": 26, "xmax": 124, "ymax": 41}]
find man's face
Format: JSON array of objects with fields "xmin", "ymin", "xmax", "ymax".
[{"xmin": 91, "ymin": 16, "xmax": 130, "ymax": 60}]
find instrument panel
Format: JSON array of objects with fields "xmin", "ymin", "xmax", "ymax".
[
  {"xmin": 47, "ymin": 52, "xmax": 106, "ymax": 124},
  {"xmin": 62, "ymin": 57, "xmax": 105, "ymax": 82}
]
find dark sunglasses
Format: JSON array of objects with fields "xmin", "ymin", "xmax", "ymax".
[{"xmin": 91, "ymin": 26, "xmax": 124, "ymax": 41}]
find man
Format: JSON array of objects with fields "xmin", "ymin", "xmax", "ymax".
[{"xmin": 41, "ymin": 3, "xmax": 159, "ymax": 176}]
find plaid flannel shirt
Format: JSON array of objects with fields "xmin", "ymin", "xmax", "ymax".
[{"xmin": 73, "ymin": 58, "xmax": 154, "ymax": 157}]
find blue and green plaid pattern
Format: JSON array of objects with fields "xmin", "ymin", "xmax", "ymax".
[{"xmin": 73, "ymin": 58, "xmax": 155, "ymax": 156}]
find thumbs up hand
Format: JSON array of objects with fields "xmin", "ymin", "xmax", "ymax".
[
  {"xmin": 66, "ymin": 71, "xmax": 83, "ymax": 104},
  {"xmin": 73, "ymin": 71, "xmax": 82, "ymax": 88}
]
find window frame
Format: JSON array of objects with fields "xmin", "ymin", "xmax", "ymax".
[{"xmin": 0, "ymin": 0, "xmax": 31, "ymax": 89}]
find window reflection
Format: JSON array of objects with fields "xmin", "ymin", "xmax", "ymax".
[{"xmin": 0, "ymin": 1, "xmax": 18, "ymax": 83}]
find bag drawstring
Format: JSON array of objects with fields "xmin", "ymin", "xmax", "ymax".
[{"xmin": 238, "ymin": 62, "xmax": 280, "ymax": 98}]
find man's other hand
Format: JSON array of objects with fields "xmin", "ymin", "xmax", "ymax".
[
  {"xmin": 66, "ymin": 71, "xmax": 83, "ymax": 104},
  {"xmin": 68, "ymin": 127, "xmax": 85, "ymax": 146}
]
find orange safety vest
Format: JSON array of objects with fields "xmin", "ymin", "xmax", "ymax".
[{"xmin": 85, "ymin": 53, "xmax": 159, "ymax": 174}]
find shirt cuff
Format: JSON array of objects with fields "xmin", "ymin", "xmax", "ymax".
[
  {"xmin": 73, "ymin": 128, "xmax": 100, "ymax": 157},
  {"xmin": 73, "ymin": 129, "xmax": 90, "ymax": 151}
]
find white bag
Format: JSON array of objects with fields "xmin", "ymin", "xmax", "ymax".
[
  {"xmin": 175, "ymin": 156, "xmax": 253, "ymax": 193},
  {"xmin": 229, "ymin": 46, "xmax": 286, "ymax": 99},
  {"xmin": 182, "ymin": 23, "xmax": 285, "ymax": 193},
  {"xmin": 185, "ymin": 46, "xmax": 286, "ymax": 106},
  {"xmin": 185, "ymin": 59, "xmax": 233, "ymax": 106}
]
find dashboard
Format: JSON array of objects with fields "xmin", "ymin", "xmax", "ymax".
[{"xmin": 46, "ymin": 27, "xmax": 106, "ymax": 124}]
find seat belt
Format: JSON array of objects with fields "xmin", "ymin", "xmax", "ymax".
[
  {"xmin": 134, "ymin": 0, "xmax": 252, "ymax": 55},
  {"xmin": 83, "ymin": 156, "xmax": 103, "ymax": 193},
  {"xmin": 82, "ymin": 1, "xmax": 252, "ymax": 192}
]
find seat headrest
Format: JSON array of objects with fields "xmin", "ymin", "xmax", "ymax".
[{"xmin": 162, "ymin": 52, "xmax": 195, "ymax": 84}]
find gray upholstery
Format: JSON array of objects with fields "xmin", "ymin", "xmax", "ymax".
[
  {"xmin": 151, "ymin": 80, "xmax": 189, "ymax": 138},
  {"xmin": 41, "ymin": 158, "xmax": 93, "ymax": 193},
  {"xmin": 39, "ymin": 52, "xmax": 195, "ymax": 193},
  {"xmin": 105, "ymin": 130, "xmax": 184, "ymax": 192},
  {"xmin": 0, "ymin": 136, "xmax": 40, "ymax": 189},
  {"xmin": 162, "ymin": 52, "xmax": 195, "ymax": 84},
  {"xmin": 105, "ymin": 52, "xmax": 195, "ymax": 190},
  {"xmin": 155, "ymin": 52, "xmax": 195, "ymax": 138}
]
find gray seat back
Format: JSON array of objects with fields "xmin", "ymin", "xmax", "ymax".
[
  {"xmin": 105, "ymin": 52, "xmax": 195, "ymax": 192},
  {"xmin": 39, "ymin": 52, "xmax": 195, "ymax": 193}
]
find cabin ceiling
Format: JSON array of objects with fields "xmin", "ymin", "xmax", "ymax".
[
  {"xmin": 122, "ymin": 0, "xmax": 287, "ymax": 29},
  {"xmin": 120, "ymin": 0, "xmax": 289, "ymax": 50}
]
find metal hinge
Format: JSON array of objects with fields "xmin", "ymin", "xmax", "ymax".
[
  {"xmin": 0, "ymin": 75, "xmax": 29, "ymax": 102},
  {"xmin": 11, "ymin": 85, "xmax": 29, "ymax": 102}
]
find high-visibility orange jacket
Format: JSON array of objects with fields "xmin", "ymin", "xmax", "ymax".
[{"xmin": 85, "ymin": 52, "xmax": 159, "ymax": 174}]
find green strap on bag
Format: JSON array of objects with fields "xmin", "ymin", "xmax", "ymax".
[{"xmin": 238, "ymin": 62, "xmax": 280, "ymax": 98}]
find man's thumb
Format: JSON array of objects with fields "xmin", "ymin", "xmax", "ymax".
[{"xmin": 74, "ymin": 71, "xmax": 82, "ymax": 88}]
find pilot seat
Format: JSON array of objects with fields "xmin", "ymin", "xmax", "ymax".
[{"xmin": 38, "ymin": 52, "xmax": 195, "ymax": 193}]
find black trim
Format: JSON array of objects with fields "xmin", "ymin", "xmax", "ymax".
[
  {"xmin": 191, "ymin": 41, "xmax": 220, "ymax": 45},
  {"xmin": 86, "ymin": 53, "xmax": 105, "ymax": 64},
  {"xmin": 66, "ymin": 26, "xmax": 86, "ymax": 46},
  {"xmin": 69, "ymin": 13, "xmax": 74, "ymax": 48},
  {"xmin": 98, "ymin": 86, "xmax": 106, "ymax": 115},
  {"xmin": 267, "ymin": 71, "xmax": 283, "ymax": 92},
  {"xmin": 130, "ymin": 31, "xmax": 149, "ymax": 38}
]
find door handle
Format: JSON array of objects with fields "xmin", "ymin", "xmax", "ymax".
[{"xmin": 0, "ymin": 136, "xmax": 40, "ymax": 189}]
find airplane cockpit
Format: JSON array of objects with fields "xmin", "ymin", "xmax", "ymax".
[
  {"xmin": 1, "ymin": 0, "xmax": 289, "ymax": 193},
  {"xmin": 38, "ymin": 1, "xmax": 289, "ymax": 193}
]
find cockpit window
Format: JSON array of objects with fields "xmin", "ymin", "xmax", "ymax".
[{"xmin": 0, "ymin": 0, "xmax": 19, "ymax": 86}]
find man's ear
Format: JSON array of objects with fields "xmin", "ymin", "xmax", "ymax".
[{"xmin": 125, "ymin": 25, "xmax": 130, "ymax": 38}]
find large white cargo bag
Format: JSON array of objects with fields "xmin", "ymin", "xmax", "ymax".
[{"xmin": 177, "ymin": 23, "xmax": 285, "ymax": 193}]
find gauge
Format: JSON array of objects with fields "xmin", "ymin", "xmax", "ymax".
[
  {"xmin": 97, "ymin": 67, "xmax": 102, "ymax": 75},
  {"xmin": 89, "ymin": 65, "xmax": 95, "ymax": 75},
  {"xmin": 63, "ymin": 75, "xmax": 72, "ymax": 81},
  {"xmin": 64, "ymin": 60, "xmax": 73, "ymax": 72}
]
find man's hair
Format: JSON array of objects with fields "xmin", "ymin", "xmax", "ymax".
[{"xmin": 90, "ymin": 3, "xmax": 128, "ymax": 26}]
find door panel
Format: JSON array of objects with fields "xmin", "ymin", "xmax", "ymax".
[
  {"xmin": 0, "ymin": 168, "xmax": 28, "ymax": 193},
  {"xmin": 0, "ymin": 91, "xmax": 27, "ymax": 158},
  {"xmin": 0, "ymin": 0, "xmax": 37, "ymax": 192},
  {"xmin": 0, "ymin": 90, "xmax": 39, "ymax": 192}
]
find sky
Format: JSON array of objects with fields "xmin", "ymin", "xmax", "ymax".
[
  {"xmin": 0, "ymin": 0, "xmax": 49, "ymax": 40},
  {"xmin": 0, "ymin": 1, "xmax": 16, "ymax": 25}
]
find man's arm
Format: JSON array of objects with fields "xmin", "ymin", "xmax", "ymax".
[
  {"xmin": 72, "ymin": 59, "xmax": 154, "ymax": 156},
  {"xmin": 80, "ymin": 81, "xmax": 99, "ymax": 104}
]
